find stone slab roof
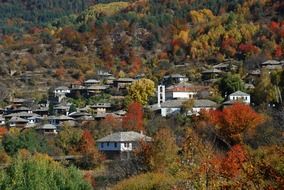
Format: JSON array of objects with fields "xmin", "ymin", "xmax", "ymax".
[{"xmin": 97, "ymin": 131, "xmax": 151, "ymax": 142}]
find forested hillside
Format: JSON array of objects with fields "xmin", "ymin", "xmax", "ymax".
[
  {"xmin": 0, "ymin": 0, "xmax": 282, "ymax": 99},
  {"xmin": 0, "ymin": 1, "xmax": 284, "ymax": 189}
]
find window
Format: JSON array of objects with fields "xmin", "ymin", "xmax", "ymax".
[
  {"xmin": 114, "ymin": 142, "xmax": 117, "ymax": 148},
  {"xmin": 101, "ymin": 143, "xmax": 104, "ymax": 148},
  {"xmin": 124, "ymin": 142, "xmax": 130, "ymax": 148},
  {"xmin": 107, "ymin": 142, "xmax": 109, "ymax": 147}
]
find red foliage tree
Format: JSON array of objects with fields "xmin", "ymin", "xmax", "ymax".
[
  {"xmin": 78, "ymin": 130, "xmax": 104, "ymax": 169},
  {"xmin": 239, "ymin": 43, "xmax": 259, "ymax": 55},
  {"xmin": 274, "ymin": 45, "xmax": 283, "ymax": 57},
  {"xmin": 54, "ymin": 66, "xmax": 65, "ymax": 79},
  {"xmin": 221, "ymin": 144, "xmax": 248, "ymax": 178},
  {"xmin": 269, "ymin": 21, "xmax": 280, "ymax": 32},
  {"xmin": 221, "ymin": 37, "xmax": 237, "ymax": 57},
  {"xmin": 207, "ymin": 103, "xmax": 264, "ymax": 145},
  {"xmin": 122, "ymin": 102, "xmax": 144, "ymax": 132}
]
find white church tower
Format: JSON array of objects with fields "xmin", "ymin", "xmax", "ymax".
[{"xmin": 157, "ymin": 85, "xmax": 165, "ymax": 107}]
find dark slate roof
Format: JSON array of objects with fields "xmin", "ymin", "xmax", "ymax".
[
  {"xmin": 76, "ymin": 116, "xmax": 94, "ymax": 121},
  {"xmin": 160, "ymin": 99, "xmax": 185, "ymax": 108},
  {"xmin": 37, "ymin": 124, "xmax": 57, "ymax": 130},
  {"xmin": 91, "ymin": 103, "xmax": 111, "ymax": 108},
  {"xmin": 9, "ymin": 116, "xmax": 28, "ymax": 123},
  {"xmin": 48, "ymin": 115, "xmax": 74, "ymax": 121},
  {"xmin": 161, "ymin": 99, "xmax": 217, "ymax": 108},
  {"xmin": 84, "ymin": 79, "xmax": 100, "ymax": 84},
  {"xmin": 164, "ymin": 74, "xmax": 187, "ymax": 79},
  {"xmin": 261, "ymin": 60, "xmax": 280, "ymax": 65},
  {"xmin": 87, "ymin": 85, "xmax": 109, "ymax": 90},
  {"xmin": 97, "ymin": 131, "xmax": 151, "ymax": 142},
  {"xmin": 5, "ymin": 112, "xmax": 40, "ymax": 118},
  {"xmin": 194, "ymin": 99, "xmax": 217, "ymax": 107},
  {"xmin": 229, "ymin": 91, "xmax": 250, "ymax": 97},
  {"xmin": 69, "ymin": 112, "xmax": 91, "ymax": 117},
  {"xmin": 115, "ymin": 78, "xmax": 135, "ymax": 82},
  {"xmin": 55, "ymin": 86, "xmax": 69, "ymax": 90},
  {"xmin": 202, "ymin": 68, "xmax": 222, "ymax": 74}
]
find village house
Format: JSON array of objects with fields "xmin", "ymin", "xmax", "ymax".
[
  {"xmin": 160, "ymin": 99, "xmax": 217, "ymax": 117},
  {"xmin": 97, "ymin": 70, "xmax": 113, "ymax": 79},
  {"xmin": 10, "ymin": 98, "xmax": 27, "ymax": 108},
  {"xmin": 113, "ymin": 78, "xmax": 135, "ymax": 89},
  {"xmin": 8, "ymin": 116, "xmax": 28, "ymax": 128},
  {"xmin": 84, "ymin": 79, "xmax": 101, "ymax": 87},
  {"xmin": 91, "ymin": 103, "xmax": 112, "ymax": 114},
  {"xmin": 97, "ymin": 131, "xmax": 151, "ymax": 160},
  {"xmin": 163, "ymin": 74, "xmax": 188, "ymax": 85},
  {"xmin": 86, "ymin": 85, "xmax": 109, "ymax": 96},
  {"xmin": 201, "ymin": 68, "xmax": 223, "ymax": 81},
  {"xmin": 33, "ymin": 107, "xmax": 49, "ymax": 116},
  {"xmin": 54, "ymin": 105, "xmax": 70, "ymax": 116},
  {"xmin": 54, "ymin": 86, "xmax": 70, "ymax": 97},
  {"xmin": 68, "ymin": 112, "xmax": 92, "ymax": 119},
  {"xmin": 4, "ymin": 112, "xmax": 40, "ymax": 120},
  {"xmin": 68, "ymin": 85, "xmax": 88, "ymax": 98},
  {"xmin": 94, "ymin": 112, "xmax": 121, "ymax": 121},
  {"xmin": 165, "ymin": 83, "xmax": 211, "ymax": 100},
  {"xmin": 105, "ymin": 76, "xmax": 116, "ymax": 85},
  {"xmin": 260, "ymin": 60, "xmax": 282, "ymax": 70},
  {"xmin": 48, "ymin": 115, "xmax": 75, "ymax": 127},
  {"xmin": 212, "ymin": 62, "xmax": 238, "ymax": 72},
  {"xmin": 27, "ymin": 116, "xmax": 43, "ymax": 127},
  {"xmin": 36, "ymin": 124, "xmax": 57, "ymax": 135},
  {"xmin": 222, "ymin": 91, "xmax": 251, "ymax": 107}
]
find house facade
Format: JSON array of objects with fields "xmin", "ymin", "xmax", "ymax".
[
  {"xmin": 165, "ymin": 83, "xmax": 210, "ymax": 100},
  {"xmin": 160, "ymin": 99, "xmax": 217, "ymax": 117},
  {"xmin": 97, "ymin": 131, "xmax": 151, "ymax": 160},
  {"xmin": 228, "ymin": 91, "xmax": 250, "ymax": 104}
]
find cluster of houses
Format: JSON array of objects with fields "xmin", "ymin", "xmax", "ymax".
[{"xmin": 1, "ymin": 59, "xmax": 281, "ymax": 160}]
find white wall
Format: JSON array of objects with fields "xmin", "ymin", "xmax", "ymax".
[
  {"xmin": 166, "ymin": 91, "xmax": 196, "ymax": 100},
  {"xmin": 229, "ymin": 95, "xmax": 250, "ymax": 104},
  {"xmin": 161, "ymin": 107, "xmax": 181, "ymax": 117},
  {"xmin": 98, "ymin": 142, "xmax": 133, "ymax": 152}
]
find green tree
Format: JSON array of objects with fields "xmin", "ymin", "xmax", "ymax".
[
  {"xmin": 218, "ymin": 73, "xmax": 245, "ymax": 97},
  {"xmin": 0, "ymin": 150, "xmax": 92, "ymax": 190},
  {"xmin": 56, "ymin": 124, "xmax": 83, "ymax": 154},
  {"xmin": 127, "ymin": 79, "xmax": 155, "ymax": 105},
  {"xmin": 2, "ymin": 129, "xmax": 47, "ymax": 155},
  {"xmin": 253, "ymin": 70, "xmax": 281, "ymax": 105}
]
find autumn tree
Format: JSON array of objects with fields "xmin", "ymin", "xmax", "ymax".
[
  {"xmin": 127, "ymin": 79, "xmax": 155, "ymax": 105},
  {"xmin": 149, "ymin": 128, "xmax": 179, "ymax": 173},
  {"xmin": 77, "ymin": 130, "xmax": 104, "ymax": 169},
  {"xmin": 207, "ymin": 103, "xmax": 264, "ymax": 145},
  {"xmin": 99, "ymin": 114, "xmax": 122, "ymax": 133},
  {"xmin": 181, "ymin": 99, "xmax": 194, "ymax": 114},
  {"xmin": 122, "ymin": 102, "xmax": 144, "ymax": 132},
  {"xmin": 253, "ymin": 69, "xmax": 281, "ymax": 105},
  {"xmin": 220, "ymin": 144, "xmax": 248, "ymax": 178},
  {"xmin": 56, "ymin": 124, "xmax": 83, "ymax": 154}
]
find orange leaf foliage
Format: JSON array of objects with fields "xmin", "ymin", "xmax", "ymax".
[
  {"xmin": 207, "ymin": 103, "xmax": 265, "ymax": 144},
  {"xmin": 221, "ymin": 145, "xmax": 247, "ymax": 178},
  {"xmin": 122, "ymin": 102, "xmax": 144, "ymax": 132}
]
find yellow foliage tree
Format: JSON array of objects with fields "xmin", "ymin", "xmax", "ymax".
[{"xmin": 127, "ymin": 78, "xmax": 155, "ymax": 105}]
